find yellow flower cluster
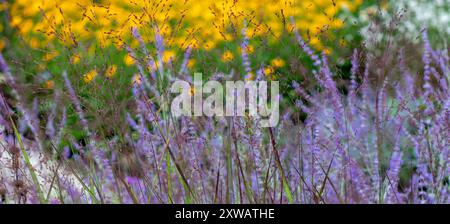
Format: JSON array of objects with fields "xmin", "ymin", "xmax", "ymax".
[
  {"xmin": 83, "ymin": 69, "xmax": 98, "ymax": 83},
  {"xmin": 7, "ymin": 0, "xmax": 361, "ymax": 51}
]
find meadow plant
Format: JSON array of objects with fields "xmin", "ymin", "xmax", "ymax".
[{"xmin": 0, "ymin": 18, "xmax": 449, "ymax": 204}]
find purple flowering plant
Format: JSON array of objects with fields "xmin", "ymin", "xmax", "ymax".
[{"xmin": 0, "ymin": 8, "xmax": 448, "ymax": 204}]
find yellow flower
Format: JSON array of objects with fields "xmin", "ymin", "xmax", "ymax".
[
  {"xmin": 132, "ymin": 74, "xmax": 142, "ymax": 85},
  {"xmin": 83, "ymin": 69, "xmax": 97, "ymax": 83},
  {"xmin": 163, "ymin": 50, "xmax": 176, "ymax": 63},
  {"xmin": 241, "ymin": 44, "xmax": 254, "ymax": 54},
  {"xmin": 264, "ymin": 66, "xmax": 274, "ymax": 75},
  {"xmin": 203, "ymin": 40, "xmax": 215, "ymax": 51},
  {"xmin": 223, "ymin": 34, "xmax": 234, "ymax": 41},
  {"xmin": 44, "ymin": 80, "xmax": 54, "ymax": 89},
  {"xmin": 71, "ymin": 53, "xmax": 81, "ymax": 64},
  {"xmin": 264, "ymin": 68, "xmax": 276, "ymax": 80},
  {"xmin": 0, "ymin": 39, "xmax": 5, "ymax": 51},
  {"xmin": 221, "ymin": 50, "xmax": 234, "ymax": 62},
  {"xmin": 8, "ymin": 0, "xmax": 361, "ymax": 57},
  {"xmin": 309, "ymin": 37, "xmax": 322, "ymax": 49},
  {"xmin": 105, "ymin": 65, "xmax": 117, "ymax": 78},
  {"xmin": 187, "ymin": 40, "xmax": 199, "ymax": 49},
  {"xmin": 0, "ymin": 2, "xmax": 7, "ymax": 11},
  {"xmin": 44, "ymin": 51, "xmax": 59, "ymax": 62},
  {"xmin": 124, "ymin": 54, "xmax": 135, "ymax": 66},
  {"xmin": 187, "ymin": 59, "xmax": 196, "ymax": 69},
  {"xmin": 29, "ymin": 38, "xmax": 40, "ymax": 49},
  {"xmin": 271, "ymin": 58, "xmax": 285, "ymax": 68},
  {"xmin": 331, "ymin": 19, "xmax": 344, "ymax": 29},
  {"xmin": 189, "ymin": 86, "xmax": 195, "ymax": 96}
]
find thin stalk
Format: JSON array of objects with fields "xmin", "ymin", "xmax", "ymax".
[{"xmin": 9, "ymin": 116, "xmax": 46, "ymax": 204}]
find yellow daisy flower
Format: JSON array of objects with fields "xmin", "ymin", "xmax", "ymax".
[
  {"xmin": 264, "ymin": 66, "xmax": 275, "ymax": 75},
  {"xmin": 83, "ymin": 69, "xmax": 98, "ymax": 83},
  {"xmin": 105, "ymin": 65, "xmax": 117, "ymax": 78},
  {"xmin": 221, "ymin": 50, "xmax": 234, "ymax": 62},
  {"xmin": 203, "ymin": 40, "xmax": 215, "ymax": 51},
  {"xmin": 163, "ymin": 50, "xmax": 176, "ymax": 63},
  {"xmin": 71, "ymin": 53, "xmax": 81, "ymax": 64},
  {"xmin": 124, "ymin": 54, "xmax": 135, "ymax": 66},
  {"xmin": 271, "ymin": 58, "xmax": 285, "ymax": 68},
  {"xmin": 187, "ymin": 59, "xmax": 196, "ymax": 69}
]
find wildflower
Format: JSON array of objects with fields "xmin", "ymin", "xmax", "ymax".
[
  {"xmin": 105, "ymin": 65, "xmax": 117, "ymax": 78},
  {"xmin": 188, "ymin": 40, "xmax": 199, "ymax": 50},
  {"xmin": 163, "ymin": 50, "xmax": 176, "ymax": 63},
  {"xmin": 240, "ymin": 27, "xmax": 253, "ymax": 77},
  {"xmin": 179, "ymin": 46, "xmax": 193, "ymax": 75},
  {"xmin": 83, "ymin": 69, "xmax": 97, "ymax": 83},
  {"xmin": 309, "ymin": 37, "xmax": 321, "ymax": 49},
  {"xmin": 221, "ymin": 50, "xmax": 234, "ymax": 62},
  {"xmin": 71, "ymin": 53, "xmax": 80, "ymax": 64},
  {"xmin": 44, "ymin": 80, "xmax": 54, "ymax": 89},
  {"xmin": 29, "ymin": 38, "xmax": 39, "ymax": 49},
  {"xmin": 264, "ymin": 66, "xmax": 274, "ymax": 75},
  {"xmin": 132, "ymin": 74, "xmax": 142, "ymax": 85},
  {"xmin": 246, "ymin": 45, "xmax": 255, "ymax": 54},
  {"xmin": 147, "ymin": 63, "xmax": 156, "ymax": 73},
  {"xmin": 245, "ymin": 72, "xmax": 255, "ymax": 81},
  {"xmin": 189, "ymin": 86, "xmax": 195, "ymax": 96},
  {"xmin": 124, "ymin": 54, "xmax": 135, "ymax": 66},
  {"xmin": 271, "ymin": 58, "xmax": 285, "ymax": 68},
  {"xmin": 187, "ymin": 59, "xmax": 196, "ymax": 69},
  {"xmin": 63, "ymin": 71, "xmax": 93, "ymax": 147},
  {"xmin": 264, "ymin": 66, "xmax": 276, "ymax": 80},
  {"xmin": 44, "ymin": 51, "xmax": 59, "ymax": 62},
  {"xmin": 203, "ymin": 41, "xmax": 215, "ymax": 51},
  {"xmin": 0, "ymin": 39, "xmax": 5, "ymax": 51},
  {"xmin": 240, "ymin": 44, "xmax": 254, "ymax": 54},
  {"xmin": 9, "ymin": 0, "xmax": 361, "ymax": 53}
]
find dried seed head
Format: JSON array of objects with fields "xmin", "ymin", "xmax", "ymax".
[
  {"xmin": 13, "ymin": 180, "xmax": 24, "ymax": 189},
  {"xmin": 9, "ymin": 146, "xmax": 20, "ymax": 156}
]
